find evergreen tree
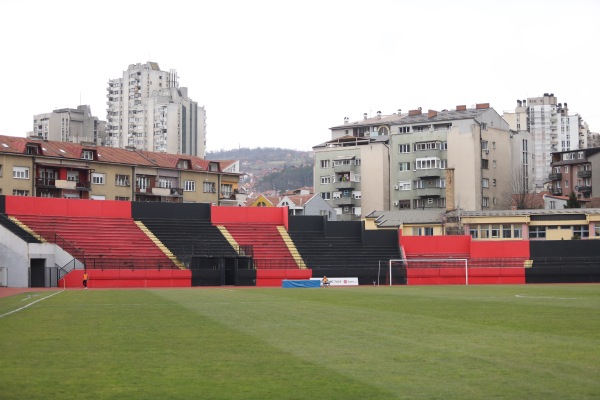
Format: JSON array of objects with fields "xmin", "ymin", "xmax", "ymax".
[{"xmin": 564, "ymin": 191, "xmax": 581, "ymax": 209}]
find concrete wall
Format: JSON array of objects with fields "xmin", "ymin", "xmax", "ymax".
[{"xmin": 360, "ymin": 143, "xmax": 390, "ymax": 216}]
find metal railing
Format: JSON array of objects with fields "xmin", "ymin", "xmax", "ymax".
[{"xmin": 83, "ymin": 257, "xmax": 178, "ymax": 270}]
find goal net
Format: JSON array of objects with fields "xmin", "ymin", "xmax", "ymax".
[{"xmin": 388, "ymin": 258, "xmax": 469, "ymax": 286}]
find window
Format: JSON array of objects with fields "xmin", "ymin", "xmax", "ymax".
[
  {"xmin": 481, "ymin": 140, "xmax": 488, "ymax": 150},
  {"xmin": 493, "ymin": 179, "xmax": 497, "ymax": 187},
  {"xmin": 502, "ymin": 225, "xmax": 511, "ymax": 238},
  {"xmin": 572, "ymin": 225, "xmax": 589, "ymax": 238},
  {"xmin": 482, "ymin": 178, "xmax": 489, "ymax": 188},
  {"xmin": 13, "ymin": 189, "xmax": 29, "ymax": 196},
  {"xmin": 0, "ymin": 164, "xmax": 2, "ymax": 177},
  {"xmin": 440, "ymin": 141, "xmax": 448, "ymax": 150},
  {"xmin": 398, "ymin": 181, "xmax": 411, "ymax": 191},
  {"xmin": 481, "ymin": 159, "xmax": 489, "ymax": 169},
  {"xmin": 115, "ymin": 174, "xmax": 130, "ymax": 186},
  {"xmin": 415, "ymin": 158, "xmax": 443, "ymax": 170},
  {"xmin": 67, "ymin": 171, "xmax": 79, "ymax": 182},
  {"xmin": 203, "ymin": 181, "xmax": 216, "ymax": 193},
  {"xmin": 221, "ymin": 184, "xmax": 233, "ymax": 197},
  {"xmin": 492, "ymin": 160, "xmax": 497, "ymax": 168},
  {"xmin": 12, "ymin": 166, "xmax": 29, "ymax": 179},
  {"xmin": 157, "ymin": 178, "xmax": 173, "ymax": 189},
  {"xmin": 321, "ymin": 192, "xmax": 331, "ymax": 200},
  {"xmin": 137, "ymin": 176, "xmax": 150, "ymax": 191},
  {"xmin": 399, "ymin": 162, "xmax": 410, "ymax": 172},
  {"xmin": 81, "ymin": 150, "xmax": 94, "ymax": 160},
  {"xmin": 513, "ymin": 226, "xmax": 522, "ymax": 238},
  {"xmin": 482, "ymin": 197, "xmax": 489, "ymax": 208},
  {"xmin": 529, "ymin": 226, "xmax": 546, "ymax": 239},
  {"xmin": 414, "ymin": 180, "xmax": 424, "ymax": 189},
  {"xmin": 115, "ymin": 196, "xmax": 130, "ymax": 201},
  {"xmin": 398, "ymin": 144, "xmax": 410, "ymax": 153},
  {"xmin": 320, "ymin": 176, "xmax": 332, "ymax": 184},
  {"xmin": 320, "ymin": 160, "xmax": 330, "ymax": 168},
  {"xmin": 491, "ymin": 225, "xmax": 500, "ymax": 238},
  {"xmin": 184, "ymin": 180, "xmax": 196, "ymax": 191},
  {"xmin": 469, "ymin": 228, "xmax": 479, "ymax": 239},
  {"xmin": 480, "ymin": 225, "xmax": 489, "ymax": 239},
  {"xmin": 91, "ymin": 173, "xmax": 105, "ymax": 185},
  {"xmin": 564, "ymin": 166, "xmax": 569, "ymax": 173},
  {"xmin": 414, "ymin": 141, "xmax": 442, "ymax": 151}
]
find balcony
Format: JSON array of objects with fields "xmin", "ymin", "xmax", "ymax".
[
  {"xmin": 577, "ymin": 170, "xmax": 592, "ymax": 178},
  {"xmin": 414, "ymin": 168, "xmax": 443, "ymax": 178},
  {"xmin": 333, "ymin": 163, "xmax": 356, "ymax": 173},
  {"xmin": 551, "ymin": 188, "xmax": 562, "ymax": 196},
  {"xmin": 416, "ymin": 149, "xmax": 443, "ymax": 159},
  {"xmin": 35, "ymin": 178, "xmax": 91, "ymax": 191},
  {"xmin": 333, "ymin": 197, "xmax": 359, "ymax": 206},
  {"xmin": 548, "ymin": 172, "xmax": 562, "ymax": 181},
  {"xmin": 576, "ymin": 186, "xmax": 592, "ymax": 193},
  {"xmin": 335, "ymin": 181, "xmax": 356, "ymax": 190},
  {"xmin": 415, "ymin": 187, "xmax": 444, "ymax": 197}
]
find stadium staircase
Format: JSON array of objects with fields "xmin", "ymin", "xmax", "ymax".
[
  {"xmin": 9, "ymin": 215, "xmax": 176, "ymax": 269},
  {"xmin": 0, "ymin": 214, "xmax": 44, "ymax": 243},
  {"xmin": 219, "ymin": 223, "xmax": 302, "ymax": 269},
  {"xmin": 137, "ymin": 218, "xmax": 239, "ymax": 267},
  {"xmin": 134, "ymin": 221, "xmax": 186, "ymax": 269}
]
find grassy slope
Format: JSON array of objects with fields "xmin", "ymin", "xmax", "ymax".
[{"xmin": 0, "ymin": 285, "xmax": 598, "ymax": 399}]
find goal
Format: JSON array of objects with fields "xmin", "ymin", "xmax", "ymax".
[{"xmin": 388, "ymin": 258, "xmax": 469, "ymax": 286}]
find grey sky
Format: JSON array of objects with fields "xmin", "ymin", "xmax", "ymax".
[{"xmin": 1, "ymin": 0, "xmax": 598, "ymax": 152}]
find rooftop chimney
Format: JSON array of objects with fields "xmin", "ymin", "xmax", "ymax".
[
  {"xmin": 363, "ymin": 113, "xmax": 368, "ymax": 120},
  {"xmin": 408, "ymin": 109, "xmax": 422, "ymax": 116},
  {"xmin": 475, "ymin": 103, "xmax": 490, "ymax": 109},
  {"xmin": 427, "ymin": 110, "xmax": 438, "ymax": 118},
  {"xmin": 344, "ymin": 117, "xmax": 349, "ymax": 124},
  {"xmin": 376, "ymin": 111, "xmax": 382, "ymax": 119},
  {"xmin": 456, "ymin": 105, "xmax": 467, "ymax": 111}
]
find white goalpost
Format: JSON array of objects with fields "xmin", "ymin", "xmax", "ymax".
[{"xmin": 388, "ymin": 258, "xmax": 469, "ymax": 286}]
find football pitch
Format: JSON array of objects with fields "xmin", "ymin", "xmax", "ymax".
[{"xmin": 0, "ymin": 284, "xmax": 598, "ymax": 399}]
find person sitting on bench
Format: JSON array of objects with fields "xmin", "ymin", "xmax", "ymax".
[{"xmin": 322, "ymin": 276, "xmax": 330, "ymax": 287}]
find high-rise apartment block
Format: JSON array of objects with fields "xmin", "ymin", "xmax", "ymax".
[
  {"xmin": 503, "ymin": 94, "xmax": 581, "ymax": 189},
  {"xmin": 32, "ymin": 105, "xmax": 106, "ymax": 145},
  {"xmin": 106, "ymin": 62, "xmax": 206, "ymax": 157}
]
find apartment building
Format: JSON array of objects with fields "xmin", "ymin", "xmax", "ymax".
[
  {"xmin": 0, "ymin": 135, "xmax": 239, "ymax": 204},
  {"xmin": 313, "ymin": 134, "xmax": 390, "ymax": 221},
  {"xmin": 390, "ymin": 105, "xmax": 514, "ymax": 211},
  {"xmin": 549, "ymin": 147, "xmax": 600, "ymax": 200},
  {"xmin": 32, "ymin": 105, "xmax": 107, "ymax": 146},
  {"xmin": 317, "ymin": 105, "xmax": 519, "ymax": 215},
  {"xmin": 106, "ymin": 62, "xmax": 206, "ymax": 157},
  {"xmin": 503, "ymin": 94, "xmax": 581, "ymax": 190}
]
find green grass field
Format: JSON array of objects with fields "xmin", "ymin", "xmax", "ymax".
[{"xmin": 1, "ymin": 285, "xmax": 599, "ymax": 399}]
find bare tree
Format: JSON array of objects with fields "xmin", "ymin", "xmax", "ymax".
[{"xmin": 501, "ymin": 167, "xmax": 543, "ymax": 210}]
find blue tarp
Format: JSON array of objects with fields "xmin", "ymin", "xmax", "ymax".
[{"xmin": 282, "ymin": 279, "xmax": 321, "ymax": 288}]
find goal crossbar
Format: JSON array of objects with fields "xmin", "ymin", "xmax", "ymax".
[{"xmin": 388, "ymin": 258, "xmax": 469, "ymax": 286}]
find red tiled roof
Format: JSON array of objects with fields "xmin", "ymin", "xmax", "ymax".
[{"xmin": 0, "ymin": 135, "xmax": 238, "ymax": 174}]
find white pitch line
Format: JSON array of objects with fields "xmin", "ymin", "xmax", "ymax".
[{"xmin": 0, "ymin": 290, "xmax": 64, "ymax": 318}]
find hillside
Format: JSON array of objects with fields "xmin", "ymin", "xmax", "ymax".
[{"xmin": 206, "ymin": 147, "xmax": 314, "ymax": 192}]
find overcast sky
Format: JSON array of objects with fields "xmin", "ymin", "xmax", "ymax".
[{"xmin": 1, "ymin": 0, "xmax": 598, "ymax": 152}]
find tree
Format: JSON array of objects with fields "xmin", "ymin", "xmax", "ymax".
[
  {"xmin": 502, "ymin": 167, "xmax": 543, "ymax": 210},
  {"xmin": 564, "ymin": 191, "xmax": 581, "ymax": 209}
]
